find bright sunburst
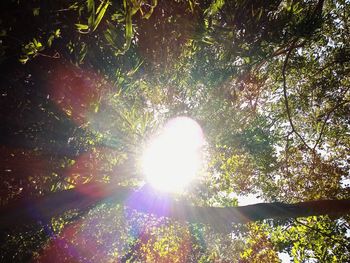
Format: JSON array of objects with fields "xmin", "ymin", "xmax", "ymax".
[{"xmin": 142, "ymin": 117, "xmax": 204, "ymax": 193}]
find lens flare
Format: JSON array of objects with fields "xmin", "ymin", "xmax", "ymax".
[{"xmin": 142, "ymin": 117, "xmax": 204, "ymax": 193}]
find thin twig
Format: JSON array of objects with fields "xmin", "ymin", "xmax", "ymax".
[
  {"xmin": 37, "ymin": 52, "xmax": 61, "ymax": 59},
  {"xmin": 313, "ymin": 87, "xmax": 350, "ymax": 151},
  {"xmin": 284, "ymin": 130, "xmax": 293, "ymax": 175},
  {"xmin": 282, "ymin": 40, "xmax": 312, "ymax": 151}
]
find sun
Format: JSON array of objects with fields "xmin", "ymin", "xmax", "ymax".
[{"xmin": 142, "ymin": 117, "xmax": 204, "ymax": 193}]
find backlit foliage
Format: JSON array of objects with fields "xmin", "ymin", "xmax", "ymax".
[{"xmin": 1, "ymin": 0, "xmax": 350, "ymax": 262}]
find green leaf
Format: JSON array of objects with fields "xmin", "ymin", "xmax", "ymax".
[
  {"xmin": 32, "ymin": 7, "xmax": 40, "ymax": 16},
  {"xmin": 47, "ymin": 35, "xmax": 54, "ymax": 47},
  {"xmin": 87, "ymin": 0, "xmax": 95, "ymax": 27},
  {"xmin": 75, "ymin": 23, "xmax": 89, "ymax": 32},
  {"xmin": 111, "ymin": 11, "xmax": 125, "ymax": 22},
  {"xmin": 142, "ymin": 0, "xmax": 158, "ymax": 19},
  {"xmin": 87, "ymin": 0, "xmax": 95, "ymax": 14},
  {"xmin": 19, "ymin": 56, "xmax": 29, "ymax": 64},
  {"xmin": 115, "ymin": 1, "xmax": 133, "ymax": 56},
  {"xmin": 205, "ymin": 0, "xmax": 225, "ymax": 16},
  {"xmin": 78, "ymin": 42, "xmax": 88, "ymax": 64},
  {"xmin": 33, "ymin": 38, "xmax": 42, "ymax": 49},
  {"xmin": 93, "ymin": 1, "xmax": 110, "ymax": 31},
  {"xmin": 188, "ymin": 0, "xmax": 194, "ymax": 13},
  {"xmin": 54, "ymin": 28, "xmax": 61, "ymax": 38}
]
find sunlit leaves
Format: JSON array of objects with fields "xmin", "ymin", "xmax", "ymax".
[
  {"xmin": 47, "ymin": 29, "xmax": 61, "ymax": 47},
  {"xmin": 19, "ymin": 38, "xmax": 43, "ymax": 64},
  {"xmin": 2, "ymin": 0, "xmax": 350, "ymax": 262},
  {"xmin": 204, "ymin": 0, "xmax": 224, "ymax": 17},
  {"xmin": 239, "ymin": 223, "xmax": 280, "ymax": 263},
  {"xmin": 271, "ymin": 216, "xmax": 350, "ymax": 262},
  {"xmin": 76, "ymin": 0, "xmax": 111, "ymax": 33},
  {"xmin": 112, "ymin": 0, "xmax": 159, "ymax": 56},
  {"xmin": 19, "ymin": 28, "xmax": 61, "ymax": 64}
]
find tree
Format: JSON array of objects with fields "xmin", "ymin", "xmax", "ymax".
[
  {"xmin": 1, "ymin": 0, "xmax": 350, "ymax": 262},
  {"xmin": 1, "ymin": 182, "xmax": 350, "ymax": 231}
]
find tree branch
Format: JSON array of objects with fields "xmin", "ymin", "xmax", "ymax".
[
  {"xmin": 282, "ymin": 40, "xmax": 312, "ymax": 150},
  {"xmin": 1, "ymin": 183, "xmax": 350, "ymax": 232},
  {"xmin": 313, "ymin": 90, "xmax": 350, "ymax": 151}
]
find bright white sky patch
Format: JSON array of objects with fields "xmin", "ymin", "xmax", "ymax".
[
  {"xmin": 237, "ymin": 194, "xmax": 263, "ymax": 206},
  {"xmin": 278, "ymin": 252, "xmax": 292, "ymax": 263},
  {"xmin": 142, "ymin": 117, "xmax": 204, "ymax": 193}
]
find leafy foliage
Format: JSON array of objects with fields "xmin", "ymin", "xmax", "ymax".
[{"xmin": 0, "ymin": 0, "xmax": 350, "ymax": 262}]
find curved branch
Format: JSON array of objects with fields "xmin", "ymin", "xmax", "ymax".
[{"xmin": 282, "ymin": 40, "xmax": 312, "ymax": 150}]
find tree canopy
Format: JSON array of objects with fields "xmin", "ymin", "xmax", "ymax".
[{"xmin": 0, "ymin": 0, "xmax": 350, "ymax": 262}]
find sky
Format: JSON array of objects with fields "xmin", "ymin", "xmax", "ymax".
[{"xmin": 236, "ymin": 193, "xmax": 263, "ymax": 206}]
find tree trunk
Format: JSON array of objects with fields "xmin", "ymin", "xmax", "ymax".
[{"xmin": 1, "ymin": 182, "xmax": 350, "ymax": 232}]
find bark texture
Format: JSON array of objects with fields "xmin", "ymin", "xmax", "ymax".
[{"xmin": 1, "ymin": 182, "xmax": 350, "ymax": 232}]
